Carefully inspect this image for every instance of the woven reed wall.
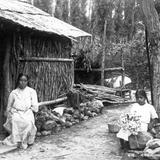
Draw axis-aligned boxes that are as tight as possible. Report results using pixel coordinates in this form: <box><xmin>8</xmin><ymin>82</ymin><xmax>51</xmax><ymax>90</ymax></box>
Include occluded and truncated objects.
<box><xmin>11</xmin><ymin>33</ymin><xmax>73</xmax><ymax>101</ymax></box>
<box><xmin>19</xmin><ymin>60</ymin><xmax>73</xmax><ymax>101</ymax></box>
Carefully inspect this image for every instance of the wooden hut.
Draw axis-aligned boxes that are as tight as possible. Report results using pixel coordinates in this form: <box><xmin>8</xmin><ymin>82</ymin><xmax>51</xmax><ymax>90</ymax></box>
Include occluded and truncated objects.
<box><xmin>0</xmin><ymin>0</ymin><xmax>91</xmax><ymax>132</ymax></box>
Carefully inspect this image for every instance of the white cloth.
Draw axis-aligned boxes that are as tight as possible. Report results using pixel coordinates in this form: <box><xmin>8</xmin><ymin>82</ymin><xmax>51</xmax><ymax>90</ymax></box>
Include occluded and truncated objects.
<box><xmin>117</xmin><ymin>102</ymin><xmax>158</xmax><ymax>141</ymax></box>
<box><xmin>3</xmin><ymin>86</ymin><xmax>38</xmax><ymax>147</ymax></box>
<box><xmin>53</xmin><ymin>107</ymin><xmax>66</xmax><ymax>116</ymax></box>
<box><xmin>117</xmin><ymin>129</ymin><xmax>131</xmax><ymax>141</ymax></box>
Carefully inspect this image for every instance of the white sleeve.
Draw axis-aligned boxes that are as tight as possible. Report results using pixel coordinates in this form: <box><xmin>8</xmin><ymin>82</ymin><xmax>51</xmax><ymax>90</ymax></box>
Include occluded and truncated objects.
<box><xmin>30</xmin><ymin>89</ymin><xmax>38</xmax><ymax>112</ymax></box>
<box><xmin>6</xmin><ymin>92</ymin><xmax>14</xmax><ymax>113</ymax></box>
<box><xmin>150</xmin><ymin>105</ymin><xmax>158</xmax><ymax>119</ymax></box>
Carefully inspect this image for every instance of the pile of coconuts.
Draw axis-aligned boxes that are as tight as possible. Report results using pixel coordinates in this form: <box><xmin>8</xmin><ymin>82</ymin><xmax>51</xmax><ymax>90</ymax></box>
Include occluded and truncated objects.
<box><xmin>35</xmin><ymin>99</ymin><xmax>104</xmax><ymax>137</ymax></box>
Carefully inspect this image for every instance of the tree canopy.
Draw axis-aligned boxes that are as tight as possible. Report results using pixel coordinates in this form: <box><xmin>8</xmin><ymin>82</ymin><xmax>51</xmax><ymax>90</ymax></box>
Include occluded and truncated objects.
<box><xmin>23</xmin><ymin>0</ymin><xmax>160</xmax><ymax>89</ymax></box>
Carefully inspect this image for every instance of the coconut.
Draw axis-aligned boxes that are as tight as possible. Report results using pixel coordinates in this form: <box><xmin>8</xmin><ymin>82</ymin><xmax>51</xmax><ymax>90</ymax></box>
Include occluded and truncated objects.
<box><xmin>41</xmin><ymin>130</ymin><xmax>52</xmax><ymax>136</ymax></box>
<box><xmin>42</xmin><ymin>120</ymin><xmax>57</xmax><ymax>131</ymax></box>
<box><xmin>83</xmin><ymin>116</ymin><xmax>89</xmax><ymax>120</ymax></box>
<box><xmin>36</xmin><ymin>132</ymin><xmax>42</xmax><ymax>137</ymax></box>
<box><xmin>65</xmin><ymin>121</ymin><xmax>73</xmax><ymax>128</ymax></box>
<box><xmin>85</xmin><ymin>110</ymin><xmax>93</xmax><ymax>117</ymax></box>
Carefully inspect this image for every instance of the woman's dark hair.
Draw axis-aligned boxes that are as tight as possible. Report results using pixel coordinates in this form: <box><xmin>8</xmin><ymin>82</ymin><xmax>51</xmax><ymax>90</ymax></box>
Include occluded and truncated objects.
<box><xmin>135</xmin><ymin>89</ymin><xmax>149</xmax><ymax>103</ymax></box>
<box><xmin>15</xmin><ymin>73</ymin><xmax>29</xmax><ymax>88</ymax></box>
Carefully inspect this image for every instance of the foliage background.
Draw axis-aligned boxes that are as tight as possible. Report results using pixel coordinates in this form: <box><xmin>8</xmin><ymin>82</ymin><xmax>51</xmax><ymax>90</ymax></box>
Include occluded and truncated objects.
<box><xmin>23</xmin><ymin>0</ymin><xmax>160</xmax><ymax>89</ymax></box>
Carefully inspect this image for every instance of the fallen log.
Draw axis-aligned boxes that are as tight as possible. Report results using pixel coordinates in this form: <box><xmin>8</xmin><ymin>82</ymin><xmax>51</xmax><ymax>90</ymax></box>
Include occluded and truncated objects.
<box><xmin>38</xmin><ymin>97</ymin><xmax>67</xmax><ymax>107</ymax></box>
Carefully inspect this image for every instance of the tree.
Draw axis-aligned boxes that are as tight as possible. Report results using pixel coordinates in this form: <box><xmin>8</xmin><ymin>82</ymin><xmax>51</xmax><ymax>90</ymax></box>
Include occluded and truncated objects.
<box><xmin>140</xmin><ymin>0</ymin><xmax>160</xmax><ymax>115</ymax></box>
<box><xmin>34</xmin><ymin>0</ymin><xmax>57</xmax><ymax>16</ymax></box>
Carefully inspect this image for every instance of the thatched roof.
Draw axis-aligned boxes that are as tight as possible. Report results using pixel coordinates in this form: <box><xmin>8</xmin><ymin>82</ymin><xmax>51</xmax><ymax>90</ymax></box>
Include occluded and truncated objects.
<box><xmin>0</xmin><ymin>0</ymin><xmax>91</xmax><ymax>39</ymax></box>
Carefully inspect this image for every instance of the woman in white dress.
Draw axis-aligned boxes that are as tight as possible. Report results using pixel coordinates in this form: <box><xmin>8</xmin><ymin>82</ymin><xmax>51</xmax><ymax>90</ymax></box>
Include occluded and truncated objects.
<box><xmin>3</xmin><ymin>73</ymin><xmax>38</xmax><ymax>149</ymax></box>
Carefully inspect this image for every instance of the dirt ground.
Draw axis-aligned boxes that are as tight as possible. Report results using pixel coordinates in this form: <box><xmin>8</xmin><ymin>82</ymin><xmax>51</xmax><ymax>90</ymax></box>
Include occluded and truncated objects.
<box><xmin>0</xmin><ymin>103</ymin><xmax>144</xmax><ymax>160</ymax></box>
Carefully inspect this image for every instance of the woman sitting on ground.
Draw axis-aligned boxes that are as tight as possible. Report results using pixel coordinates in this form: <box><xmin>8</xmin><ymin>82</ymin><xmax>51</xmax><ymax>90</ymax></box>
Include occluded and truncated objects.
<box><xmin>117</xmin><ymin>89</ymin><xmax>158</xmax><ymax>149</ymax></box>
<box><xmin>3</xmin><ymin>73</ymin><xmax>39</xmax><ymax>149</ymax></box>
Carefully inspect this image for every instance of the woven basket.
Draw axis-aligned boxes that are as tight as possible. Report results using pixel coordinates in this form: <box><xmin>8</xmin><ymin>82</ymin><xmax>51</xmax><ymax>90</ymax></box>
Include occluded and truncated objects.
<box><xmin>108</xmin><ymin>123</ymin><xmax>120</xmax><ymax>133</ymax></box>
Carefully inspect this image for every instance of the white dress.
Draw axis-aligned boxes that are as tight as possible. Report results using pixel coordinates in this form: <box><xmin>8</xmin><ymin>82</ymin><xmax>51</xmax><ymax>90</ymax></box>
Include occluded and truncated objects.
<box><xmin>117</xmin><ymin>102</ymin><xmax>158</xmax><ymax>141</ymax></box>
<box><xmin>3</xmin><ymin>86</ymin><xmax>38</xmax><ymax>147</ymax></box>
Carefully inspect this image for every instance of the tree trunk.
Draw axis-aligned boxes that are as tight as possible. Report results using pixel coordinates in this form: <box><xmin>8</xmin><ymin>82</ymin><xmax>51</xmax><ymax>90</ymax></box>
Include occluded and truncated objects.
<box><xmin>141</xmin><ymin>0</ymin><xmax>160</xmax><ymax>116</ymax></box>
<box><xmin>101</xmin><ymin>20</ymin><xmax>107</xmax><ymax>86</ymax></box>
<box><xmin>152</xmin><ymin>54</ymin><xmax>160</xmax><ymax>116</ymax></box>
<box><xmin>50</xmin><ymin>0</ymin><xmax>57</xmax><ymax>16</ymax></box>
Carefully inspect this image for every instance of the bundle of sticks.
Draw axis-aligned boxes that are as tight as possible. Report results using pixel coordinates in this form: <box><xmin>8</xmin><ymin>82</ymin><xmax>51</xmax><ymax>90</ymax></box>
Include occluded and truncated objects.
<box><xmin>74</xmin><ymin>84</ymin><xmax>126</xmax><ymax>104</ymax></box>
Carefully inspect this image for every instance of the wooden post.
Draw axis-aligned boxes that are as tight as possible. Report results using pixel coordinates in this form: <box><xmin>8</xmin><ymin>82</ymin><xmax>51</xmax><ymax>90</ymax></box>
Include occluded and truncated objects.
<box><xmin>121</xmin><ymin>45</ymin><xmax>125</xmax><ymax>88</ymax></box>
<box><xmin>1</xmin><ymin>37</ymin><xmax>11</xmax><ymax>132</ymax></box>
<box><xmin>101</xmin><ymin>20</ymin><xmax>107</xmax><ymax>86</ymax></box>
<box><xmin>71</xmin><ymin>59</ymin><xmax>74</xmax><ymax>89</ymax></box>
<box><xmin>145</xmin><ymin>27</ymin><xmax>154</xmax><ymax>105</ymax></box>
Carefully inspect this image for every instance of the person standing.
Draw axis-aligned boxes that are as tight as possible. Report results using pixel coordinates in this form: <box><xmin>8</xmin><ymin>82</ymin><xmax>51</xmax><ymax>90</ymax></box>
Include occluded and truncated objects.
<box><xmin>3</xmin><ymin>73</ymin><xmax>38</xmax><ymax>149</ymax></box>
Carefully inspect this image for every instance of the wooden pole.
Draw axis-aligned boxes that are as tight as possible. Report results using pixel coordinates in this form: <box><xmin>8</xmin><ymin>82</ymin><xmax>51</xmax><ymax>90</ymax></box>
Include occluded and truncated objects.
<box><xmin>145</xmin><ymin>27</ymin><xmax>154</xmax><ymax>105</ymax></box>
<box><xmin>1</xmin><ymin>37</ymin><xmax>11</xmax><ymax>132</ymax></box>
<box><xmin>101</xmin><ymin>20</ymin><xmax>107</xmax><ymax>86</ymax></box>
<box><xmin>71</xmin><ymin>60</ymin><xmax>74</xmax><ymax>89</ymax></box>
<box><xmin>19</xmin><ymin>57</ymin><xmax>73</xmax><ymax>62</ymax></box>
<box><xmin>3</xmin><ymin>37</ymin><xmax>11</xmax><ymax>109</ymax></box>
<box><xmin>121</xmin><ymin>45</ymin><xmax>125</xmax><ymax>88</ymax></box>
<box><xmin>75</xmin><ymin>67</ymin><xmax>124</xmax><ymax>72</ymax></box>
<box><xmin>38</xmin><ymin>97</ymin><xmax>67</xmax><ymax>106</ymax></box>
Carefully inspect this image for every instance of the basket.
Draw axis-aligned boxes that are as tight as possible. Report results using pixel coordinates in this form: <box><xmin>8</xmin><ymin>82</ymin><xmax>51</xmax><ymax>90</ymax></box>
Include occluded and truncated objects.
<box><xmin>108</xmin><ymin>123</ymin><xmax>120</xmax><ymax>133</ymax></box>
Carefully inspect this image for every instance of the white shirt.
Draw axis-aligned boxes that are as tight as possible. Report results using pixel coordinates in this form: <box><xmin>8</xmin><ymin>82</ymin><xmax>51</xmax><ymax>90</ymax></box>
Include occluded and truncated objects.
<box><xmin>7</xmin><ymin>86</ymin><xmax>38</xmax><ymax>113</ymax></box>
<box><xmin>130</xmin><ymin>102</ymin><xmax>158</xmax><ymax>124</ymax></box>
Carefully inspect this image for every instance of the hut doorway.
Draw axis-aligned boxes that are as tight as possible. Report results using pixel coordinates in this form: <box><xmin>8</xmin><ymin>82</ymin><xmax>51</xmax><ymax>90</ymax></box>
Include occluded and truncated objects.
<box><xmin>0</xmin><ymin>53</ymin><xmax>4</xmax><ymax>133</ymax></box>
<box><xmin>0</xmin><ymin>35</ymin><xmax>13</xmax><ymax>134</ymax></box>
<box><xmin>0</xmin><ymin>36</ymin><xmax>7</xmax><ymax>133</ymax></box>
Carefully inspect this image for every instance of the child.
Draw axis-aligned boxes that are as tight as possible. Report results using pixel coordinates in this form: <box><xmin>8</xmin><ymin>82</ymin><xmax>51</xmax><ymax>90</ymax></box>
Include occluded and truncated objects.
<box><xmin>117</xmin><ymin>89</ymin><xmax>158</xmax><ymax>149</ymax></box>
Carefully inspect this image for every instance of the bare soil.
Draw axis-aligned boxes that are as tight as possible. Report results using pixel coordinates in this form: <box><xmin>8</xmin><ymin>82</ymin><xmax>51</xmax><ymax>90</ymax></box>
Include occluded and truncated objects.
<box><xmin>0</xmin><ymin>103</ymin><xmax>143</xmax><ymax>160</ymax></box>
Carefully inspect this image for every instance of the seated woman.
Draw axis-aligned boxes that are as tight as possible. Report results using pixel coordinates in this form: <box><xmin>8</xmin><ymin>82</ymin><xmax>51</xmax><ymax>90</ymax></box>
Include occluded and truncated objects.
<box><xmin>117</xmin><ymin>89</ymin><xmax>158</xmax><ymax>149</ymax></box>
<box><xmin>3</xmin><ymin>73</ymin><xmax>39</xmax><ymax>149</ymax></box>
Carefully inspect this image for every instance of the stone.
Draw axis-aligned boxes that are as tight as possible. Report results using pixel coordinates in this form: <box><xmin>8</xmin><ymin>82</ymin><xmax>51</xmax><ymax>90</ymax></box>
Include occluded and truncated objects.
<box><xmin>129</xmin><ymin>132</ymin><xmax>153</xmax><ymax>150</ymax></box>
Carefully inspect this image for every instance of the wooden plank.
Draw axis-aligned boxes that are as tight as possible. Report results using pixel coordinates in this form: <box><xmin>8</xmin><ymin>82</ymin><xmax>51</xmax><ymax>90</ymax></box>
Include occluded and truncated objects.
<box><xmin>19</xmin><ymin>57</ymin><xmax>74</xmax><ymax>62</ymax></box>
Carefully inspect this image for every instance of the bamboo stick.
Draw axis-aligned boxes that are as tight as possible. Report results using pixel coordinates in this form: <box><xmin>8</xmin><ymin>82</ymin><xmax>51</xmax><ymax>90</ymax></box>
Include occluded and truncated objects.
<box><xmin>38</xmin><ymin>97</ymin><xmax>67</xmax><ymax>106</ymax></box>
<box><xmin>19</xmin><ymin>57</ymin><xmax>73</xmax><ymax>62</ymax></box>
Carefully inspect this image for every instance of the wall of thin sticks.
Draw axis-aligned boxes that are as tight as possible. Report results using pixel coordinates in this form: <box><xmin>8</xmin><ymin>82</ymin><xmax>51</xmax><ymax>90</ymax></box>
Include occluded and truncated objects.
<box><xmin>0</xmin><ymin>31</ymin><xmax>73</xmax><ymax>132</ymax></box>
<box><xmin>15</xmin><ymin>33</ymin><xmax>73</xmax><ymax>101</ymax></box>
<box><xmin>19</xmin><ymin>58</ymin><xmax>74</xmax><ymax>101</ymax></box>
